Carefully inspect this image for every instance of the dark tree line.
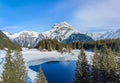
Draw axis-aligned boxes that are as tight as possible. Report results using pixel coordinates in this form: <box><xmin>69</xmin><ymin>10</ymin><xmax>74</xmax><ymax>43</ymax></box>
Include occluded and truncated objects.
<box><xmin>91</xmin><ymin>44</ymin><xmax>117</xmax><ymax>83</ymax></box>
<box><xmin>36</xmin><ymin>39</ymin><xmax>71</xmax><ymax>52</ymax></box>
<box><xmin>36</xmin><ymin>38</ymin><xmax>120</xmax><ymax>55</ymax></box>
<box><xmin>69</xmin><ymin>38</ymin><xmax>120</xmax><ymax>53</ymax></box>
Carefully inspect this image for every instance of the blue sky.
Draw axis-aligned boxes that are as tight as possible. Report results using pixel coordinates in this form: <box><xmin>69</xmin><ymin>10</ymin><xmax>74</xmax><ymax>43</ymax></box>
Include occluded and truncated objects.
<box><xmin>0</xmin><ymin>0</ymin><xmax>120</xmax><ymax>33</ymax></box>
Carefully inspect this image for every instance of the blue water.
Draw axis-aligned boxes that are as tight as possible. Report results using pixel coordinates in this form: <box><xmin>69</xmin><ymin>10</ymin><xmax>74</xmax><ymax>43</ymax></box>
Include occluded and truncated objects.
<box><xmin>29</xmin><ymin>60</ymin><xmax>76</xmax><ymax>83</ymax></box>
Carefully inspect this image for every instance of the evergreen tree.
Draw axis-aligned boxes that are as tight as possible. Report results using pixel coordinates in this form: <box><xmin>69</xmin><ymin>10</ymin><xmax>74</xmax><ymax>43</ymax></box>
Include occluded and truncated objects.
<box><xmin>35</xmin><ymin>67</ymin><xmax>47</xmax><ymax>83</ymax></box>
<box><xmin>99</xmin><ymin>44</ymin><xmax>109</xmax><ymax>82</ymax></box>
<box><xmin>74</xmin><ymin>44</ymin><xmax>89</xmax><ymax>83</ymax></box>
<box><xmin>107</xmin><ymin>48</ymin><xmax>115</xmax><ymax>71</ymax></box>
<box><xmin>92</xmin><ymin>45</ymin><xmax>101</xmax><ymax>83</ymax></box>
<box><xmin>13</xmin><ymin>50</ymin><xmax>27</xmax><ymax>83</ymax></box>
<box><xmin>1</xmin><ymin>49</ymin><xmax>27</xmax><ymax>83</ymax></box>
<box><xmin>99</xmin><ymin>44</ymin><xmax>107</xmax><ymax>70</ymax></box>
<box><xmin>78</xmin><ymin>42</ymin><xmax>81</xmax><ymax>49</ymax></box>
<box><xmin>107</xmin><ymin>48</ymin><xmax>116</xmax><ymax>82</ymax></box>
<box><xmin>116</xmin><ymin>57</ymin><xmax>120</xmax><ymax>82</ymax></box>
<box><xmin>98</xmin><ymin>44</ymin><xmax>116</xmax><ymax>82</ymax></box>
<box><xmin>1</xmin><ymin>50</ymin><xmax>15</xmax><ymax>83</ymax></box>
<box><xmin>73</xmin><ymin>43</ymin><xmax>76</xmax><ymax>49</ymax></box>
<box><xmin>118</xmin><ymin>46</ymin><xmax>120</xmax><ymax>56</ymax></box>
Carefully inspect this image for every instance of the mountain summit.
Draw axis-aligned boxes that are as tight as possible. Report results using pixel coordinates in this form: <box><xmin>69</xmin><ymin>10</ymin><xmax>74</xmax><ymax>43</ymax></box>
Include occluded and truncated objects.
<box><xmin>35</xmin><ymin>22</ymin><xmax>94</xmax><ymax>46</ymax></box>
<box><xmin>42</xmin><ymin>21</ymin><xmax>79</xmax><ymax>41</ymax></box>
<box><xmin>52</xmin><ymin>21</ymin><xmax>74</xmax><ymax>30</ymax></box>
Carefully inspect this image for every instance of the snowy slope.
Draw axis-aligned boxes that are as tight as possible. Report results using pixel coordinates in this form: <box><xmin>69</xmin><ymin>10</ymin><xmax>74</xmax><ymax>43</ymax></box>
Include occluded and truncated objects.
<box><xmin>3</xmin><ymin>32</ymin><xmax>13</xmax><ymax>38</ymax></box>
<box><xmin>35</xmin><ymin>21</ymin><xmax>94</xmax><ymax>45</ymax></box>
<box><xmin>85</xmin><ymin>32</ymin><xmax>102</xmax><ymax>40</ymax></box>
<box><xmin>35</xmin><ymin>21</ymin><xmax>80</xmax><ymax>44</ymax></box>
<box><xmin>4</xmin><ymin>31</ymin><xmax>39</xmax><ymax>47</ymax></box>
<box><xmin>0</xmin><ymin>48</ymin><xmax>94</xmax><ymax>82</ymax></box>
<box><xmin>43</xmin><ymin>21</ymin><xmax>79</xmax><ymax>40</ymax></box>
<box><xmin>4</xmin><ymin>22</ymin><xmax>80</xmax><ymax>47</ymax></box>
<box><xmin>85</xmin><ymin>28</ymin><xmax>120</xmax><ymax>40</ymax></box>
<box><xmin>22</xmin><ymin>49</ymin><xmax>93</xmax><ymax>82</ymax></box>
<box><xmin>0</xmin><ymin>50</ymin><xmax>6</xmax><ymax>63</ymax></box>
<box><xmin>0</xmin><ymin>50</ymin><xmax>6</xmax><ymax>80</ymax></box>
<box><xmin>99</xmin><ymin>28</ymin><xmax>120</xmax><ymax>40</ymax></box>
<box><xmin>4</xmin><ymin>21</ymin><xmax>95</xmax><ymax>47</ymax></box>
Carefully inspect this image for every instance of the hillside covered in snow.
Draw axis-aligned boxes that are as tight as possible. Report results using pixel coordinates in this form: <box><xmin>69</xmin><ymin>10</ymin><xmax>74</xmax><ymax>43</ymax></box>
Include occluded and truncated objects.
<box><xmin>99</xmin><ymin>29</ymin><xmax>120</xmax><ymax>40</ymax></box>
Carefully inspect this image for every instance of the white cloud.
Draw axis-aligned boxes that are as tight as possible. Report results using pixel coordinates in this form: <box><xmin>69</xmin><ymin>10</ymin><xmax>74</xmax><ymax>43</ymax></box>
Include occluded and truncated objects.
<box><xmin>0</xmin><ymin>25</ymin><xmax>48</xmax><ymax>33</ymax></box>
<box><xmin>51</xmin><ymin>0</ymin><xmax>81</xmax><ymax>13</ymax></box>
<box><xmin>72</xmin><ymin>0</ymin><xmax>120</xmax><ymax>32</ymax></box>
<box><xmin>0</xmin><ymin>26</ymin><xmax>22</xmax><ymax>33</ymax></box>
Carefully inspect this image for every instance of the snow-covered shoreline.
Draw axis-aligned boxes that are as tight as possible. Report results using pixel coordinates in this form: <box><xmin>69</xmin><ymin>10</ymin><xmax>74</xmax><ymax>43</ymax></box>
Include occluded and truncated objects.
<box><xmin>23</xmin><ymin>49</ymin><xmax>79</xmax><ymax>66</ymax></box>
<box><xmin>0</xmin><ymin>48</ymin><xmax>94</xmax><ymax>82</ymax></box>
<box><xmin>22</xmin><ymin>48</ymin><xmax>80</xmax><ymax>81</ymax></box>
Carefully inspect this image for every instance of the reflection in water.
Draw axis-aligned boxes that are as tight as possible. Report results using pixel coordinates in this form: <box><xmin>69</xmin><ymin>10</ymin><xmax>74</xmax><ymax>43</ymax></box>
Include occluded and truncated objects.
<box><xmin>60</xmin><ymin>60</ymin><xmax>71</xmax><ymax>66</ymax></box>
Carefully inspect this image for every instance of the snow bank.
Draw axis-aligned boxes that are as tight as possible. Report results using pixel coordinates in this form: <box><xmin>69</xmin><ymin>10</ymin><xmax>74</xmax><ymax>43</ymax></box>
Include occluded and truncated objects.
<box><xmin>0</xmin><ymin>50</ymin><xmax>6</xmax><ymax>80</ymax></box>
<box><xmin>22</xmin><ymin>49</ymin><xmax>80</xmax><ymax>81</ymax></box>
<box><xmin>0</xmin><ymin>48</ymin><xmax>94</xmax><ymax>82</ymax></box>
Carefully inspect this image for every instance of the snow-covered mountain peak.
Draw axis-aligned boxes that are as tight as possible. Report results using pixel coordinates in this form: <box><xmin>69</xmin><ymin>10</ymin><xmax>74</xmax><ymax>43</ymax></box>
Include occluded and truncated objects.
<box><xmin>3</xmin><ymin>32</ymin><xmax>13</xmax><ymax>37</ymax></box>
<box><xmin>33</xmin><ymin>22</ymin><xmax>84</xmax><ymax>46</ymax></box>
<box><xmin>42</xmin><ymin>22</ymin><xmax>80</xmax><ymax>41</ymax></box>
<box><xmin>4</xmin><ymin>31</ymin><xmax>40</xmax><ymax>47</ymax></box>
<box><xmin>52</xmin><ymin>21</ymin><xmax>74</xmax><ymax>30</ymax></box>
<box><xmin>60</xmin><ymin>21</ymin><xmax>71</xmax><ymax>26</ymax></box>
<box><xmin>4</xmin><ymin>30</ymin><xmax>39</xmax><ymax>39</ymax></box>
<box><xmin>85</xmin><ymin>32</ymin><xmax>102</xmax><ymax>40</ymax></box>
<box><xmin>3</xmin><ymin>22</ymin><xmax>95</xmax><ymax>47</ymax></box>
<box><xmin>17</xmin><ymin>30</ymin><xmax>39</xmax><ymax>37</ymax></box>
<box><xmin>99</xmin><ymin>28</ymin><xmax>120</xmax><ymax>40</ymax></box>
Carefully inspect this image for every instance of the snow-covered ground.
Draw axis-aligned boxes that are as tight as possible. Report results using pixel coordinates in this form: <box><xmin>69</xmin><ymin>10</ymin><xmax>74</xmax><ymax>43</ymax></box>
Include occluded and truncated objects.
<box><xmin>22</xmin><ymin>48</ymin><xmax>80</xmax><ymax>81</ymax></box>
<box><xmin>0</xmin><ymin>48</ymin><xmax>94</xmax><ymax>82</ymax></box>
<box><xmin>0</xmin><ymin>50</ymin><xmax>6</xmax><ymax>81</ymax></box>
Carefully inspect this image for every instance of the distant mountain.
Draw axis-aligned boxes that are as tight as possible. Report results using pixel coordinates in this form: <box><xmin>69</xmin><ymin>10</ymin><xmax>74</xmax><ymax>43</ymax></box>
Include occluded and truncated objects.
<box><xmin>34</xmin><ymin>21</ymin><xmax>80</xmax><ymax>46</ymax></box>
<box><xmin>85</xmin><ymin>28</ymin><xmax>120</xmax><ymax>40</ymax></box>
<box><xmin>85</xmin><ymin>32</ymin><xmax>102</xmax><ymax>40</ymax></box>
<box><xmin>4</xmin><ymin>31</ymin><xmax>39</xmax><ymax>47</ymax></box>
<box><xmin>35</xmin><ymin>21</ymin><xmax>93</xmax><ymax>45</ymax></box>
<box><xmin>43</xmin><ymin>21</ymin><xmax>79</xmax><ymax>40</ymax></box>
<box><xmin>0</xmin><ymin>30</ymin><xmax>21</xmax><ymax>50</ymax></box>
<box><xmin>99</xmin><ymin>28</ymin><xmax>120</xmax><ymax>40</ymax></box>
<box><xmin>4</xmin><ymin>22</ymin><xmax>94</xmax><ymax>47</ymax></box>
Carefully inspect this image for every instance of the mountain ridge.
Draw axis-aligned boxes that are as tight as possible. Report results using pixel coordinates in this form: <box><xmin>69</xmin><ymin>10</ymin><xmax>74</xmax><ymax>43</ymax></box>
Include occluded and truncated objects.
<box><xmin>6</xmin><ymin>21</ymin><xmax>120</xmax><ymax>47</ymax></box>
<box><xmin>99</xmin><ymin>29</ymin><xmax>120</xmax><ymax>40</ymax></box>
<box><xmin>4</xmin><ymin>31</ymin><xmax>39</xmax><ymax>47</ymax></box>
<box><xmin>4</xmin><ymin>22</ymin><xmax>93</xmax><ymax>47</ymax></box>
